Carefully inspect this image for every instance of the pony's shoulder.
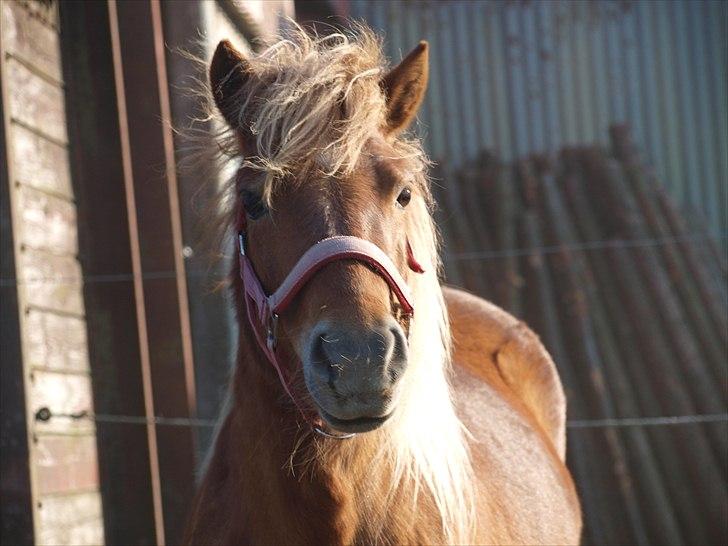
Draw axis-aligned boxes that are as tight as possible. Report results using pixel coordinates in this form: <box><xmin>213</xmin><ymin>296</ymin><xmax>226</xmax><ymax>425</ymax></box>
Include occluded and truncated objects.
<box><xmin>443</xmin><ymin>285</ymin><xmax>567</xmax><ymax>460</ymax></box>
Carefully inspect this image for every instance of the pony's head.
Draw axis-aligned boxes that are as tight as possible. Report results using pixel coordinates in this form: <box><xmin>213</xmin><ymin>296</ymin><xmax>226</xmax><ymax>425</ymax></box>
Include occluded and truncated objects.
<box><xmin>206</xmin><ymin>27</ymin><xmax>476</xmax><ymax>542</ymax></box>
<box><xmin>209</xmin><ymin>28</ymin><xmax>434</xmax><ymax>433</ymax></box>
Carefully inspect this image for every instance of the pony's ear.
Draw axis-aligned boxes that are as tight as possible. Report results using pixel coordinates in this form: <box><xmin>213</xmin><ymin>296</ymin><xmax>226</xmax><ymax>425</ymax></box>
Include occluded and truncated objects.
<box><xmin>380</xmin><ymin>41</ymin><xmax>429</xmax><ymax>136</ymax></box>
<box><xmin>209</xmin><ymin>40</ymin><xmax>251</xmax><ymax>129</ymax></box>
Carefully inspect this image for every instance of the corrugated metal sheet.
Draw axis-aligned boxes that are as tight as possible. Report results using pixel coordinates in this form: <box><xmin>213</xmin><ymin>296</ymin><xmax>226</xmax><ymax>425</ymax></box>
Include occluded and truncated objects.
<box><xmin>350</xmin><ymin>0</ymin><xmax>727</xmax><ymax>234</ymax></box>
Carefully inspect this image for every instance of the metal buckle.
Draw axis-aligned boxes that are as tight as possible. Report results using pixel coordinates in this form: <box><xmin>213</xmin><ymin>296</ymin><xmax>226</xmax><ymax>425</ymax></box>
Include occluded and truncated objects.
<box><xmin>266</xmin><ymin>313</ymin><xmax>279</xmax><ymax>352</ymax></box>
<box><xmin>313</xmin><ymin>426</ymin><xmax>356</xmax><ymax>440</ymax></box>
<box><xmin>238</xmin><ymin>232</ymin><xmax>246</xmax><ymax>256</ymax></box>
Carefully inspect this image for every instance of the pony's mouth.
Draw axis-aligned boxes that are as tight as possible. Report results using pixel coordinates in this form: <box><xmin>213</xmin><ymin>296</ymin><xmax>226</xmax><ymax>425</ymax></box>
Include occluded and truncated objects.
<box><xmin>318</xmin><ymin>407</ymin><xmax>394</xmax><ymax>433</ymax></box>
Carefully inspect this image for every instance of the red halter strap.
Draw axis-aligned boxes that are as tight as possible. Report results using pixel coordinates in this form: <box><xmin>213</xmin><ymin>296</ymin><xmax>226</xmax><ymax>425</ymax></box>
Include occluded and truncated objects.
<box><xmin>236</xmin><ymin>203</ymin><xmax>424</xmax><ymax>436</ymax></box>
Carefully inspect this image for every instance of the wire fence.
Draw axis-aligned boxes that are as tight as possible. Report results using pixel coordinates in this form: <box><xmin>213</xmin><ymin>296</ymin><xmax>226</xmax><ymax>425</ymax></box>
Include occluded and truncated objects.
<box><xmin>15</xmin><ymin>228</ymin><xmax>728</xmax><ymax>437</ymax></box>
<box><xmin>34</xmin><ymin>406</ymin><xmax>728</xmax><ymax>430</ymax></box>
<box><xmin>1</xmin><ymin>232</ymin><xmax>725</xmax><ymax>287</ymax></box>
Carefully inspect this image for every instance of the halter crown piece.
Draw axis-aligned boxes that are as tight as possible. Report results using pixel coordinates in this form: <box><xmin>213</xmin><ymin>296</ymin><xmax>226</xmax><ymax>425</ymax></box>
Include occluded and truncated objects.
<box><xmin>236</xmin><ymin>196</ymin><xmax>424</xmax><ymax>439</ymax></box>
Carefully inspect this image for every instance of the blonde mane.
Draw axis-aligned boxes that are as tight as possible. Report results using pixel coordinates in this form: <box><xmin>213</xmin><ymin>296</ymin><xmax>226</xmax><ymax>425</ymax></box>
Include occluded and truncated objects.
<box><xmin>199</xmin><ymin>24</ymin><xmax>476</xmax><ymax>545</ymax></box>
<box><xmin>372</xmin><ymin>203</ymin><xmax>477</xmax><ymax>544</ymax></box>
<box><xmin>221</xmin><ymin>24</ymin><xmax>428</xmax><ymax>202</ymax></box>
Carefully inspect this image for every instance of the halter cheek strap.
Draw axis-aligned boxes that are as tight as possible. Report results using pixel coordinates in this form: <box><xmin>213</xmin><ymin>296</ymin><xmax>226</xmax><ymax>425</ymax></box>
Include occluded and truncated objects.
<box><xmin>236</xmin><ymin>203</ymin><xmax>424</xmax><ymax>437</ymax></box>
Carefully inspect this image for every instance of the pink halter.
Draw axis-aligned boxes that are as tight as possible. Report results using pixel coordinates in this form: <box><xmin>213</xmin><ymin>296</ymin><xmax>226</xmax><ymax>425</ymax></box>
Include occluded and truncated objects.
<box><xmin>237</xmin><ymin>202</ymin><xmax>424</xmax><ymax>437</ymax></box>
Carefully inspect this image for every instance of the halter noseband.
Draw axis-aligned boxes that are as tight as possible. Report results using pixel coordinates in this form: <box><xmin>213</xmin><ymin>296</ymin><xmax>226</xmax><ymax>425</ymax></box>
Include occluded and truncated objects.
<box><xmin>237</xmin><ymin>199</ymin><xmax>424</xmax><ymax>439</ymax></box>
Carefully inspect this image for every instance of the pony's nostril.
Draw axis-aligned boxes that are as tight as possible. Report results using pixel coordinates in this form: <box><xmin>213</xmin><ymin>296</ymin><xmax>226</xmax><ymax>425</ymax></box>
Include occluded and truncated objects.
<box><xmin>387</xmin><ymin>324</ymin><xmax>408</xmax><ymax>380</ymax></box>
<box><xmin>309</xmin><ymin>333</ymin><xmax>337</xmax><ymax>385</ymax></box>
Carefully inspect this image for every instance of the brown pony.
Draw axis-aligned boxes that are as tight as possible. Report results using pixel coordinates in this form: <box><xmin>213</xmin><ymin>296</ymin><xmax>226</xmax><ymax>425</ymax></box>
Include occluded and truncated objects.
<box><xmin>184</xmin><ymin>26</ymin><xmax>581</xmax><ymax>546</ymax></box>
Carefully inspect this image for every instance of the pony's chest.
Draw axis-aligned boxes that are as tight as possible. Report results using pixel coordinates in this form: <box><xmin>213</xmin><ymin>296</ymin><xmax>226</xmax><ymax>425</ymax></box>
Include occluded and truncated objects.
<box><xmin>350</xmin><ymin>503</ymin><xmax>444</xmax><ymax>546</ymax></box>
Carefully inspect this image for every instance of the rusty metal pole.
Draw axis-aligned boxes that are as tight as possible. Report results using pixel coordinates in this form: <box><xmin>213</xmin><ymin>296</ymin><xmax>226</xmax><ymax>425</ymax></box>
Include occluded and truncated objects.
<box><xmin>106</xmin><ymin>1</ymin><xmax>166</xmax><ymax>543</ymax></box>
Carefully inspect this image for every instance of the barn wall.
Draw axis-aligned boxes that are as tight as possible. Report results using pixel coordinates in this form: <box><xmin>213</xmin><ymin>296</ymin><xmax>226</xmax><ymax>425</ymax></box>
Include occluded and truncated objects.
<box><xmin>350</xmin><ymin>0</ymin><xmax>728</xmax><ymax>235</ymax></box>
<box><xmin>0</xmin><ymin>1</ymin><xmax>103</xmax><ymax>544</ymax></box>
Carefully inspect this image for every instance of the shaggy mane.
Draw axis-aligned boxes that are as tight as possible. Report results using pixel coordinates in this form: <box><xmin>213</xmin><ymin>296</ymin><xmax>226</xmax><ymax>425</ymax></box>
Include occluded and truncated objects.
<box><xmin>220</xmin><ymin>24</ymin><xmax>428</xmax><ymax>203</ymax></box>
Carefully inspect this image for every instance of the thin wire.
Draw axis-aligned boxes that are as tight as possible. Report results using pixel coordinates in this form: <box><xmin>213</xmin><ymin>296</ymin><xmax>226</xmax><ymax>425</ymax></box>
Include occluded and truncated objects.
<box><xmin>34</xmin><ymin>408</ymin><xmax>217</xmax><ymax>427</ymax></box>
<box><xmin>566</xmin><ymin>413</ymin><xmax>728</xmax><ymax>429</ymax></box>
<box><xmin>1</xmin><ymin>232</ymin><xmax>725</xmax><ymax>286</ymax></box>
<box><xmin>445</xmin><ymin>232</ymin><xmax>727</xmax><ymax>262</ymax></box>
<box><xmin>35</xmin><ymin>407</ymin><xmax>728</xmax><ymax>430</ymax></box>
<box><xmin>0</xmin><ymin>269</ymin><xmax>226</xmax><ymax>287</ymax></box>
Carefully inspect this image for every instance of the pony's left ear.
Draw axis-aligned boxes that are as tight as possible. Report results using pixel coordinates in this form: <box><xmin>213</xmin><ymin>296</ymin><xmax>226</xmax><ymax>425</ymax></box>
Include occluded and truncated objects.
<box><xmin>380</xmin><ymin>41</ymin><xmax>429</xmax><ymax>136</ymax></box>
<box><xmin>209</xmin><ymin>40</ymin><xmax>252</xmax><ymax>130</ymax></box>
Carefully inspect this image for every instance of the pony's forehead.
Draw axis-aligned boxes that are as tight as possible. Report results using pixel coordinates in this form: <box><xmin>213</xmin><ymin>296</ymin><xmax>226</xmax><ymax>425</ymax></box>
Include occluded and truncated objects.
<box><xmin>315</xmin><ymin>136</ymin><xmax>422</xmax><ymax>177</ymax></box>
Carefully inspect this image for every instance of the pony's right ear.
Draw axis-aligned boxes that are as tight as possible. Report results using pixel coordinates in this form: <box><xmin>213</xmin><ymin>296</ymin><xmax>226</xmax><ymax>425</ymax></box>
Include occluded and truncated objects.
<box><xmin>209</xmin><ymin>40</ymin><xmax>251</xmax><ymax>129</ymax></box>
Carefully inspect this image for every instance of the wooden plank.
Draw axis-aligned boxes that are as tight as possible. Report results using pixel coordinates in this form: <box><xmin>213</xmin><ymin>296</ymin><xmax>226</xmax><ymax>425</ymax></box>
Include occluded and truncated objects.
<box><xmin>16</xmin><ymin>184</ymin><xmax>78</xmax><ymax>255</ymax></box>
<box><xmin>25</xmin><ymin>309</ymin><xmax>89</xmax><ymax>373</ymax></box>
<box><xmin>11</xmin><ymin>123</ymin><xmax>72</xmax><ymax>198</ymax></box>
<box><xmin>5</xmin><ymin>58</ymin><xmax>67</xmax><ymax>143</ymax></box>
<box><xmin>1</xmin><ymin>1</ymin><xmax>62</xmax><ymax>82</ymax></box>
<box><xmin>19</xmin><ymin>249</ymin><xmax>83</xmax><ymax>316</ymax></box>
<box><xmin>0</xmin><ymin>25</ymin><xmax>35</xmax><ymax>542</ymax></box>
<box><xmin>36</xmin><ymin>491</ymin><xmax>103</xmax><ymax>546</ymax></box>
<box><xmin>34</xmin><ymin>435</ymin><xmax>99</xmax><ymax>495</ymax></box>
<box><xmin>12</xmin><ymin>0</ymin><xmax>59</xmax><ymax>30</ymax></box>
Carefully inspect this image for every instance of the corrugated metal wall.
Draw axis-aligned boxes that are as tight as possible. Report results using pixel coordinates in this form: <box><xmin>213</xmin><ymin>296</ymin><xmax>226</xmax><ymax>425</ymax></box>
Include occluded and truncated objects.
<box><xmin>350</xmin><ymin>0</ymin><xmax>727</xmax><ymax>234</ymax></box>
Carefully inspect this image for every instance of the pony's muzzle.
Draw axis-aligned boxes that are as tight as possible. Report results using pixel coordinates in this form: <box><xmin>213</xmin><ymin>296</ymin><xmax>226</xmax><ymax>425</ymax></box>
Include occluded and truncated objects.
<box><xmin>304</xmin><ymin>318</ymin><xmax>408</xmax><ymax>432</ymax></box>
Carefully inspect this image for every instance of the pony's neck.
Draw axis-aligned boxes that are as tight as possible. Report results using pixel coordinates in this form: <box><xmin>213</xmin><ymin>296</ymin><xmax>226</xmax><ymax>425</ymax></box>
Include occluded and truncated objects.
<box><xmin>229</xmin><ymin>316</ymin><xmax>446</xmax><ymax>544</ymax></box>
<box><xmin>227</xmin><ymin>332</ymin><xmax>375</xmax><ymax>542</ymax></box>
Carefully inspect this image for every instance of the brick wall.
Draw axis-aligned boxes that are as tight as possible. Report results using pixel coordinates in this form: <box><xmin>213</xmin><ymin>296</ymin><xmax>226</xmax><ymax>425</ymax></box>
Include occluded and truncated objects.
<box><xmin>1</xmin><ymin>1</ymin><xmax>103</xmax><ymax>543</ymax></box>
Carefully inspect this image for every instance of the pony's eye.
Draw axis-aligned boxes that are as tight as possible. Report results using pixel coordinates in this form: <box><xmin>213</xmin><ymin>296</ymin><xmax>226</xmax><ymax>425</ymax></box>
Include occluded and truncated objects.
<box><xmin>396</xmin><ymin>187</ymin><xmax>412</xmax><ymax>208</ymax></box>
<box><xmin>241</xmin><ymin>189</ymin><xmax>268</xmax><ymax>220</ymax></box>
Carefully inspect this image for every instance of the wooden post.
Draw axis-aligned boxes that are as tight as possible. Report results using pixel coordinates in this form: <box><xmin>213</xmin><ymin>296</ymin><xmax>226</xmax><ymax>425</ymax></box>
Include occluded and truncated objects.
<box><xmin>560</xmin><ymin>150</ymin><xmax>689</xmax><ymax>544</ymax></box>
<box><xmin>457</xmin><ymin>162</ymin><xmax>498</xmax><ymax>298</ymax></box>
<box><xmin>609</xmin><ymin>126</ymin><xmax>727</xmax><ymax>384</ymax></box>
<box><xmin>518</xmin><ymin>209</ymin><xmax>607</xmax><ymax>546</ymax></box>
<box><xmin>534</xmin><ymin>164</ymin><xmax>649</xmax><ymax>545</ymax></box>
<box><xmin>575</xmin><ymin>149</ymin><xmax>727</xmax><ymax>542</ymax></box>
<box><xmin>579</xmin><ymin>149</ymin><xmax>726</xmax><ymax>462</ymax></box>
<box><xmin>494</xmin><ymin>158</ymin><xmax>521</xmax><ymax>315</ymax></box>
